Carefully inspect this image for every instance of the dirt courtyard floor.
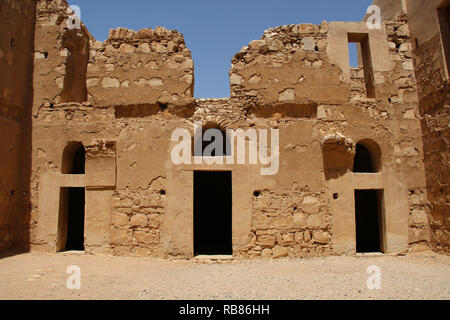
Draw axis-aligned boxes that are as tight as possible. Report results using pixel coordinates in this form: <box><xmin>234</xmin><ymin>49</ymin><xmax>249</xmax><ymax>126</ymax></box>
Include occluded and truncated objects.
<box><xmin>0</xmin><ymin>250</ymin><xmax>449</xmax><ymax>300</ymax></box>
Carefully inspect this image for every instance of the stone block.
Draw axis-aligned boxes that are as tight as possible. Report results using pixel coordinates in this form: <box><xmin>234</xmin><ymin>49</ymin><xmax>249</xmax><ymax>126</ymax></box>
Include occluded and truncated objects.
<box><xmin>306</xmin><ymin>215</ymin><xmax>322</xmax><ymax>228</ymax></box>
<box><xmin>312</xmin><ymin>231</ymin><xmax>330</xmax><ymax>244</ymax></box>
<box><xmin>130</xmin><ymin>214</ymin><xmax>148</xmax><ymax>228</ymax></box>
<box><xmin>272</xmin><ymin>245</ymin><xmax>288</xmax><ymax>258</ymax></box>
<box><xmin>256</xmin><ymin>235</ymin><xmax>276</xmax><ymax>247</ymax></box>
<box><xmin>134</xmin><ymin>231</ymin><xmax>159</xmax><ymax>244</ymax></box>
<box><xmin>293</xmin><ymin>214</ymin><xmax>307</xmax><ymax>229</ymax></box>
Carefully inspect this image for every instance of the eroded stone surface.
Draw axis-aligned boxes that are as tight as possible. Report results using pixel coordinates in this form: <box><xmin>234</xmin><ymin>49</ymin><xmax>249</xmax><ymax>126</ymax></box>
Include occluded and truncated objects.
<box><xmin>0</xmin><ymin>0</ymin><xmax>448</xmax><ymax>259</ymax></box>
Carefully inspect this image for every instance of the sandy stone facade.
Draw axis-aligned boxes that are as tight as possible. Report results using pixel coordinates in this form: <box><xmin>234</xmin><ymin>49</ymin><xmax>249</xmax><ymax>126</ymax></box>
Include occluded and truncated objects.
<box><xmin>372</xmin><ymin>0</ymin><xmax>450</xmax><ymax>253</ymax></box>
<box><xmin>0</xmin><ymin>0</ymin><xmax>35</xmax><ymax>251</ymax></box>
<box><xmin>0</xmin><ymin>0</ymin><xmax>448</xmax><ymax>258</ymax></box>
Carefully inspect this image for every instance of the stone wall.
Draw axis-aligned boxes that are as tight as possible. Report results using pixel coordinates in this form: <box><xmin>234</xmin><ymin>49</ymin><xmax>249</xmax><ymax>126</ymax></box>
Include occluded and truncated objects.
<box><xmin>0</xmin><ymin>0</ymin><xmax>35</xmax><ymax>251</ymax></box>
<box><xmin>408</xmin><ymin>0</ymin><xmax>450</xmax><ymax>253</ymax></box>
<box><xmin>109</xmin><ymin>186</ymin><xmax>166</xmax><ymax>256</ymax></box>
<box><xmin>87</xmin><ymin>26</ymin><xmax>194</xmax><ymax>114</ymax></box>
<box><xmin>235</xmin><ymin>188</ymin><xmax>332</xmax><ymax>259</ymax></box>
<box><xmin>373</xmin><ymin>0</ymin><xmax>450</xmax><ymax>253</ymax></box>
<box><xmin>408</xmin><ymin>187</ymin><xmax>431</xmax><ymax>252</ymax></box>
<box><xmin>33</xmin><ymin>0</ymin><xmax>90</xmax><ymax>116</ymax></box>
<box><xmin>230</xmin><ymin>22</ymin><xmax>349</xmax><ymax>114</ymax></box>
<box><xmin>18</xmin><ymin>0</ymin><xmax>440</xmax><ymax>258</ymax></box>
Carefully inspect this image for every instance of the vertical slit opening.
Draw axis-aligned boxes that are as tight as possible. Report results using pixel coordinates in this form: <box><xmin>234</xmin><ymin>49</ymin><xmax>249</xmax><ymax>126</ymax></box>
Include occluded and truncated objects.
<box><xmin>348</xmin><ymin>33</ymin><xmax>375</xmax><ymax>99</ymax></box>
<box><xmin>61</xmin><ymin>31</ymin><xmax>89</xmax><ymax>103</ymax></box>
<box><xmin>438</xmin><ymin>2</ymin><xmax>450</xmax><ymax>79</ymax></box>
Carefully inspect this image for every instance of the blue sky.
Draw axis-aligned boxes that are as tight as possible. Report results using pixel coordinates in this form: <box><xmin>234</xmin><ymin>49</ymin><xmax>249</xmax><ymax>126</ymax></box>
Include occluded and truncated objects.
<box><xmin>69</xmin><ymin>0</ymin><xmax>373</xmax><ymax>98</ymax></box>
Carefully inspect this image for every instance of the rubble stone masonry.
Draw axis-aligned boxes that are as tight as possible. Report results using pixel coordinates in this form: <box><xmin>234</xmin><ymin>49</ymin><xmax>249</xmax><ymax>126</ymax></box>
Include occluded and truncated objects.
<box><xmin>0</xmin><ymin>0</ymin><xmax>448</xmax><ymax>258</ymax></box>
<box><xmin>373</xmin><ymin>0</ymin><xmax>450</xmax><ymax>253</ymax></box>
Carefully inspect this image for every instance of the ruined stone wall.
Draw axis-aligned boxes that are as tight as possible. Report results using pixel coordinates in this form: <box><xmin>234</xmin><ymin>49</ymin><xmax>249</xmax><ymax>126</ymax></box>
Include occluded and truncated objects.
<box><xmin>0</xmin><ymin>0</ymin><xmax>35</xmax><ymax>251</ymax></box>
<box><xmin>230</xmin><ymin>22</ymin><xmax>348</xmax><ymax>115</ymax></box>
<box><xmin>33</xmin><ymin>0</ymin><xmax>90</xmax><ymax>116</ymax></box>
<box><xmin>87</xmin><ymin>26</ymin><xmax>194</xmax><ymax>114</ymax></box>
<box><xmin>406</xmin><ymin>0</ymin><xmax>450</xmax><ymax>253</ymax></box>
<box><xmin>231</xmin><ymin>19</ymin><xmax>429</xmax><ymax>257</ymax></box>
<box><xmin>28</xmin><ymin>1</ymin><xmax>432</xmax><ymax>258</ymax></box>
<box><xmin>373</xmin><ymin>0</ymin><xmax>450</xmax><ymax>253</ymax></box>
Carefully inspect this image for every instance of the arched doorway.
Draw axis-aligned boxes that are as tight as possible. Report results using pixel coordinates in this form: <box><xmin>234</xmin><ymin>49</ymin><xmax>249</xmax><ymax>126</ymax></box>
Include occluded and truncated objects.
<box><xmin>353</xmin><ymin>139</ymin><xmax>384</xmax><ymax>253</ymax></box>
<box><xmin>59</xmin><ymin>142</ymin><xmax>86</xmax><ymax>251</ymax></box>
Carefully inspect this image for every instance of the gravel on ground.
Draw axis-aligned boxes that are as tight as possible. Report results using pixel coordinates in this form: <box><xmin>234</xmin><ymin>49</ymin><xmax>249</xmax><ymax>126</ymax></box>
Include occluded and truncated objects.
<box><xmin>0</xmin><ymin>250</ymin><xmax>449</xmax><ymax>300</ymax></box>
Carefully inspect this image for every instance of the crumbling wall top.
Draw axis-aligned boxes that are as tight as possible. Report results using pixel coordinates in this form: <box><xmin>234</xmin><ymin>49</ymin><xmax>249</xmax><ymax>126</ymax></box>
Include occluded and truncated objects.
<box><xmin>87</xmin><ymin>26</ymin><xmax>194</xmax><ymax>110</ymax></box>
<box><xmin>229</xmin><ymin>22</ymin><xmax>349</xmax><ymax>110</ymax></box>
<box><xmin>105</xmin><ymin>26</ymin><xmax>187</xmax><ymax>50</ymax></box>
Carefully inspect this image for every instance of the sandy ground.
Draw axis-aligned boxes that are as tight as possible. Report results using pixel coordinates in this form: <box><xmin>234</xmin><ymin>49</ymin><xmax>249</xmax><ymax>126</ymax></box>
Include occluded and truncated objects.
<box><xmin>0</xmin><ymin>250</ymin><xmax>449</xmax><ymax>300</ymax></box>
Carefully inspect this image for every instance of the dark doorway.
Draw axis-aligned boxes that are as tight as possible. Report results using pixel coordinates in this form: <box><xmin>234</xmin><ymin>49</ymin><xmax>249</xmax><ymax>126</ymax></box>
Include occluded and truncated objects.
<box><xmin>65</xmin><ymin>188</ymin><xmax>85</xmax><ymax>250</ymax></box>
<box><xmin>353</xmin><ymin>144</ymin><xmax>374</xmax><ymax>173</ymax></box>
<box><xmin>59</xmin><ymin>142</ymin><xmax>86</xmax><ymax>251</ymax></box>
<box><xmin>72</xmin><ymin>146</ymin><xmax>85</xmax><ymax>174</ymax></box>
<box><xmin>354</xmin><ymin>190</ymin><xmax>384</xmax><ymax>253</ymax></box>
<box><xmin>194</xmin><ymin>171</ymin><xmax>232</xmax><ymax>255</ymax></box>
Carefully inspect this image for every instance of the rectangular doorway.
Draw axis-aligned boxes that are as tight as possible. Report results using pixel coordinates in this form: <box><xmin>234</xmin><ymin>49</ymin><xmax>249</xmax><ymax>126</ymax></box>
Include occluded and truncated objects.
<box><xmin>354</xmin><ymin>189</ymin><xmax>384</xmax><ymax>253</ymax></box>
<box><xmin>58</xmin><ymin>187</ymin><xmax>85</xmax><ymax>251</ymax></box>
<box><xmin>194</xmin><ymin>171</ymin><xmax>232</xmax><ymax>256</ymax></box>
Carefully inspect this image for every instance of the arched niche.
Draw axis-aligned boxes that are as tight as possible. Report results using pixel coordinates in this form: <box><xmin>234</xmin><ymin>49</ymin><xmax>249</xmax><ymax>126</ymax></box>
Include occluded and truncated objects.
<box><xmin>353</xmin><ymin>139</ymin><xmax>382</xmax><ymax>173</ymax></box>
<box><xmin>192</xmin><ymin>122</ymin><xmax>231</xmax><ymax>157</ymax></box>
<box><xmin>61</xmin><ymin>142</ymin><xmax>85</xmax><ymax>174</ymax></box>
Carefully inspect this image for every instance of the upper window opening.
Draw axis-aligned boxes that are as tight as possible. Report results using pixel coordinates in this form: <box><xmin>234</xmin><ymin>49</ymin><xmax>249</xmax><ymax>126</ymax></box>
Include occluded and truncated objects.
<box><xmin>348</xmin><ymin>33</ymin><xmax>375</xmax><ymax>99</ymax></box>
<box><xmin>438</xmin><ymin>1</ymin><xmax>450</xmax><ymax>79</ymax></box>
<box><xmin>193</xmin><ymin>123</ymin><xmax>231</xmax><ymax>157</ymax></box>
<box><xmin>348</xmin><ymin>42</ymin><xmax>360</xmax><ymax>68</ymax></box>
